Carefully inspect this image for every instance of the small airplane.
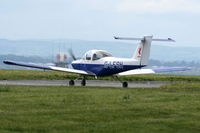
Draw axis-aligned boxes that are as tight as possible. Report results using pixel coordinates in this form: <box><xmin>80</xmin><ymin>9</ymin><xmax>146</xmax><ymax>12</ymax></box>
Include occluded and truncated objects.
<box><xmin>3</xmin><ymin>36</ymin><xmax>190</xmax><ymax>87</ymax></box>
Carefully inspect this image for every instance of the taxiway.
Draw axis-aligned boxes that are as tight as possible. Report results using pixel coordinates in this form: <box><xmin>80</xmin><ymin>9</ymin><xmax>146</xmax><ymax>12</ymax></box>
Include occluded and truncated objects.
<box><xmin>0</xmin><ymin>80</ymin><xmax>172</xmax><ymax>88</ymax></box>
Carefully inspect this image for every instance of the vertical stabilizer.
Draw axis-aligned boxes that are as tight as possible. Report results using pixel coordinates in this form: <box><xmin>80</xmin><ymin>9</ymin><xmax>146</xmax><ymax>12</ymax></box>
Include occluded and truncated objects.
<box><xmin>133</xmin><ymin>36</ymin><xmax>152</xmax><ymax>66</ymax></box>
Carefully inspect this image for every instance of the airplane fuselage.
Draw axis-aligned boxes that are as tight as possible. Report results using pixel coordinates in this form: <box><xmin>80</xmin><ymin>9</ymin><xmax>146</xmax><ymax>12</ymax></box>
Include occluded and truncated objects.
<box><xmin>71</xmin><ymin>57</ymin><xmax>145</xmax><ymax>76</ymax></box>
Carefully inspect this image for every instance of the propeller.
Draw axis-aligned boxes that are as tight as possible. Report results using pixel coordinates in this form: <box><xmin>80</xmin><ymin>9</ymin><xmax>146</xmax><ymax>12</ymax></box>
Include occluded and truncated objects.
<box><xmin>68</xmin><ymin>48</ymin><xmax>77</xmax><ymax>60</ymax></box>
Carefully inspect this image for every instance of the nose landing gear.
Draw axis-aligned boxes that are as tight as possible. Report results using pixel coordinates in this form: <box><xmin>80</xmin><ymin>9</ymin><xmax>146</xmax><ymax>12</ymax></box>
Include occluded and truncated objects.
<box><xmin>81</xmin><ymin>79</ymin><xmax>86</xmax><ymax>86</ymax></box>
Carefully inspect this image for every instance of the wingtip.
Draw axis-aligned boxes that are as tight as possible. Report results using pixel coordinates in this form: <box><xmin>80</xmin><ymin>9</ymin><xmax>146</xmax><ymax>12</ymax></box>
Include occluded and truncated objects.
<box><xmin>3</xmin><ymin>60</ymin><xmax>9</xmax><ymax>64</ymax></box>
<box><xmin>114</xmin><ymin>36</ymin><xmax>118</xmax><ymax>39</ymax></box>
<box><xmin>3</xmin><ymin>60</ymin><xmax>13</xmax><ymax>65</ymax></box>
<box><xmin>168</xmin><ymin>38</ymin><xmax>176</xmax><ymax>42</ymax></box>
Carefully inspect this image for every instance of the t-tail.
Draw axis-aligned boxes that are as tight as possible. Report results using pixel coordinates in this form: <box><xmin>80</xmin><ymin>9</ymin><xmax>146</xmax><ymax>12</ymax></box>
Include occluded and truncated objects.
<box><xmin>114</xmin><ymin>36</ymin><xmax>175</xmax><ymax>66</ymax></box>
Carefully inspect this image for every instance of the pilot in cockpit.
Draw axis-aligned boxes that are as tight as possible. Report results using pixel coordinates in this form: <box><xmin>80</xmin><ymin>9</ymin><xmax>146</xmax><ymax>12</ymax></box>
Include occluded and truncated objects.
<box><xmin>83</xmin><ymin>50</ymin><xmax>112</xmax><ymax>61</ymax></box>
<box><xmin>93</xmin><ymin>53</ymin><xmax>98</xmax><ymax>60</ymax></box>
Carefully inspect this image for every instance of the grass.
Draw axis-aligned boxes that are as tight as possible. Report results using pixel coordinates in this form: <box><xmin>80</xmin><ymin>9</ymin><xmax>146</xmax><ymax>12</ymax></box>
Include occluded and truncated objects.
<box><xmin>1</xmin><ymin>84</ymin><xmax>200</xmax><ymax>133</ymax></box>
<box><xmin>1</xmin><ymin>69</ymin><xmax>200</xmax><ymax>81</ymax></box>
<box><xmin>0</xmin><ymin>69</ymin><xmax>78</xmax><ymax>80</ymax></box>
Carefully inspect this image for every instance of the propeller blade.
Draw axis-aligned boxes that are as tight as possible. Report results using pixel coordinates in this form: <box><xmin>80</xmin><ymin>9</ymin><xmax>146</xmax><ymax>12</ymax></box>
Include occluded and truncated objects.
<box><xmin>68</xmin><ymin>48</ymin><xmax>77</xmax><ymax>60</ymax></box>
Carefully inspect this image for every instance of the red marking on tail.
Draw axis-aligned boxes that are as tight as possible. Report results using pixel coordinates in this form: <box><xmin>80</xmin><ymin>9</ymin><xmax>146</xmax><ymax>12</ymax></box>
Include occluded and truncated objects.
<box><xmin>137</xmin><ymin>47</ymin><xmax>142</xmax><ymax>57</ymax></box>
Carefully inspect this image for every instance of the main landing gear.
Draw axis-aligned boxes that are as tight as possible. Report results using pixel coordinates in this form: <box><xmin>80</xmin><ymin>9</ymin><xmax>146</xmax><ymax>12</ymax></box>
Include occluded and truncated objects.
<box><xmin>69</xmin><ymin>77</ymin><xmax>86</xmax><ymax>86</ymax></box>
<box><xmin>122</xmin><ymin>81</ymin><xmax>128</xmax><ymax>88</ymax></box>
<box><xmin>69</xmin><ymin>80</ymin><xmax>75</xmax><ymax>86</ymax></box>
<box><xmin>113</xmin><ymin>76</ymin><xmax>128</xmax><ymax>88</ymax></box>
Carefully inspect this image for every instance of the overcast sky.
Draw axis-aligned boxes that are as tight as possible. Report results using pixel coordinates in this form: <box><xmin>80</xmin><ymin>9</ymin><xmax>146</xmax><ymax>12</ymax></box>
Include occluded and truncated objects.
<box><xmin>0</xmin><ymin>0</ymin><xmax>200</xmax><ymax>46</ymax></box>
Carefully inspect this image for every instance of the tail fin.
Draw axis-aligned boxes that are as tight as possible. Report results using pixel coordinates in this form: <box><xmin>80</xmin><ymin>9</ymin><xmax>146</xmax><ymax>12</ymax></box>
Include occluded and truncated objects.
<box><xmin>133</xmin><ymin>36</ymin><xmax>152</xmax><ymax>65</ymax></box>
<box><xmin>114</xmin><ymin>36</ymin><xmax>175</xmax><ymax>66</ymax></box>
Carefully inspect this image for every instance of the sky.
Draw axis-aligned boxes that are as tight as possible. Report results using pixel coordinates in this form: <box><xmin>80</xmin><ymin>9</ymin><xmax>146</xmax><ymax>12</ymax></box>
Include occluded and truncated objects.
<box><xmin>0</xmin><ymin>0</ymin><xmax>200</xmax><ymax>46</ymax></box>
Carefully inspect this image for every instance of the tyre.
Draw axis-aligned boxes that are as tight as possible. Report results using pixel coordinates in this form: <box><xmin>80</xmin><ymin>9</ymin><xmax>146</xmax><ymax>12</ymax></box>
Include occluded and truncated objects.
<box><xmin>122</xmin><ymin>82</ymin><xmax>128</xmax><ymax>88</ymax></box>
<box><xmin>69</xmin><ymin>80</ymin><xmax>75</xmax><ymax>86</ymax></box>
<box><xmin>81</xmin><ymin>79</ymin><xmax>86</xmax><ymax>86</ymax></box>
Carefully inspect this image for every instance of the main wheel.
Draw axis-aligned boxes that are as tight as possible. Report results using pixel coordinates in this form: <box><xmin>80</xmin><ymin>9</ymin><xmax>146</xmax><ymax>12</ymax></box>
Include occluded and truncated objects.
<box><xmin>69</xmin><ymin>80</ymin><xmax>75</xmax><ymax>86</ymax></box>
<box><xmin>122</xmin><ymin>82</ymin><xmax>128</xmax><ymax>88</ymax></box>
<box><xmin>81</xmin><ymin>79</ymin><xmax>86</xmax><ymax>86</ymax></box>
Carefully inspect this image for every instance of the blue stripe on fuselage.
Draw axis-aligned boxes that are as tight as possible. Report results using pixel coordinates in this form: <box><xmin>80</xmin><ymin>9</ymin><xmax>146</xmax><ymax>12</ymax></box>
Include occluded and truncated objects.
<box><xmin>72</xmin><ymin>63</ymin><xmax>145</xmax><ymax>76</ymax></box>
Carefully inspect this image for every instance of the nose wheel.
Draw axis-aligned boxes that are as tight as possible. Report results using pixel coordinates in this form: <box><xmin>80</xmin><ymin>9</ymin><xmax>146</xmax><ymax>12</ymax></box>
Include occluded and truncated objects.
<box><xmin>81</xmin><ymin>79</ymin><xmax>86</xmax><ymax>86</ymax></box>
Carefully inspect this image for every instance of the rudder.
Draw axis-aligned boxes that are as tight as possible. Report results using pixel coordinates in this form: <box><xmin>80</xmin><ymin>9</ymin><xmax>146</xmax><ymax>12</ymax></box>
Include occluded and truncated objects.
<box><xmin>133</xmin><ymin>36</ymin><xmax>152</xmax><ymax>66</ymax></box>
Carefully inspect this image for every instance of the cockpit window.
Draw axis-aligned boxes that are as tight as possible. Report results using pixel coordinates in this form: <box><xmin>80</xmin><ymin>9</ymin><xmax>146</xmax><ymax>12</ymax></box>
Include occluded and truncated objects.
<box><xmin>92</xmin><ymin>51</ymin><xmax>112</xmax><ymax>60</ymax></box>
<box><xmin>83</xmin><ymin>50</ymin><xmax>112</xmax><ymax>61</ymax></box>
<box><xmin>86</xmin><ymin>54</ymin><xmax>91</xmax><ymax>60</ymax></box>
<box><xmin>92</xmin><ymin>53</ymin><xmax>100</xmax><ymax>60</ymax></box>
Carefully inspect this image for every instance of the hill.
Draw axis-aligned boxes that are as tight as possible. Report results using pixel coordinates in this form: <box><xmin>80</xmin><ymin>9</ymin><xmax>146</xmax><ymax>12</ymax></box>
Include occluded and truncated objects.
<box><xmin>0</xmin><ymin>39</ymin><xmax>200</xmax><ymax>62</ymax></box>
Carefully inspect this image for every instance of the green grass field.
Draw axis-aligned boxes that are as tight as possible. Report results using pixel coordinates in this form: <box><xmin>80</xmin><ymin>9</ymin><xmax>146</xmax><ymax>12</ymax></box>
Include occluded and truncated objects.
<box><xmin>1</xmin><ymin>83</ymin><xmax>200</xmax><ymax>133</ymax></box>
<box><xmin>1</xmin><ymin>69</ymin><xmax>200</xmax><ymax>81</ymax></box>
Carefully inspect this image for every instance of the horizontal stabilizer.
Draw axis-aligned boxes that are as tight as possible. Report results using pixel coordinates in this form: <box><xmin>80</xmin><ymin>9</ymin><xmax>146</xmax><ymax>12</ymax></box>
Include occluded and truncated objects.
<box><xmin>114</xmin><ymin>36</ymin><xmax>175</xmax><ymax>42</ymax></box>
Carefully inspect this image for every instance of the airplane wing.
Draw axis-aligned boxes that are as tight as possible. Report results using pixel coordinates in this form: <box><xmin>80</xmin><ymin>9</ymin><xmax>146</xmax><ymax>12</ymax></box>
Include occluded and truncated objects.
<box><xmin>117</xmin><ymin>67</ymin><xmax>191</xmax><ymax>76</ymax></box>
<box><xmin>3</xmin><ymin>60</ymin><xmax>94</xmax><ymax>76</ymax></box>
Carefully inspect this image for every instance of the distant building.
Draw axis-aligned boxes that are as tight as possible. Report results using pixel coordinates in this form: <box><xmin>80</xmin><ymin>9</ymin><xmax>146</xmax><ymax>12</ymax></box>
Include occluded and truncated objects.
<box><xmin>54</xmin><ymin>53</ymin><xmax>68</xmax><ymax>68</ymax></box>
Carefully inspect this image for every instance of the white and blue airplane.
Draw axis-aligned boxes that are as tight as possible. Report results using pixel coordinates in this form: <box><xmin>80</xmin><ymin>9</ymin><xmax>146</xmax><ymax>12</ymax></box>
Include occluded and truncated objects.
<box><xmin>3</xmin><ymin>36</ymin><xmax>190</xmax><ymax>87</ymax></box>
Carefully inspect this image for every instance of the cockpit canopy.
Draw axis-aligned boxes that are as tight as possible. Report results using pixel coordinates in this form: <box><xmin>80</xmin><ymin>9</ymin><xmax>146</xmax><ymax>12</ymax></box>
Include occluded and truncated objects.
<box><xmin>82</xmin><ymin>50</ymin><xmax>112</xmax><ymax>61</ymax></box>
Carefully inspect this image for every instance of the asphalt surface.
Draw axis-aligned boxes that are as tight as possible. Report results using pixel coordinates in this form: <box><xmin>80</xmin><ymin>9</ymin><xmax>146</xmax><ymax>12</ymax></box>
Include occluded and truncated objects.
<box><xmin>0</xmin><ymin>80</ymin><xmax>172</xmax><ymax>88</ymax></box>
